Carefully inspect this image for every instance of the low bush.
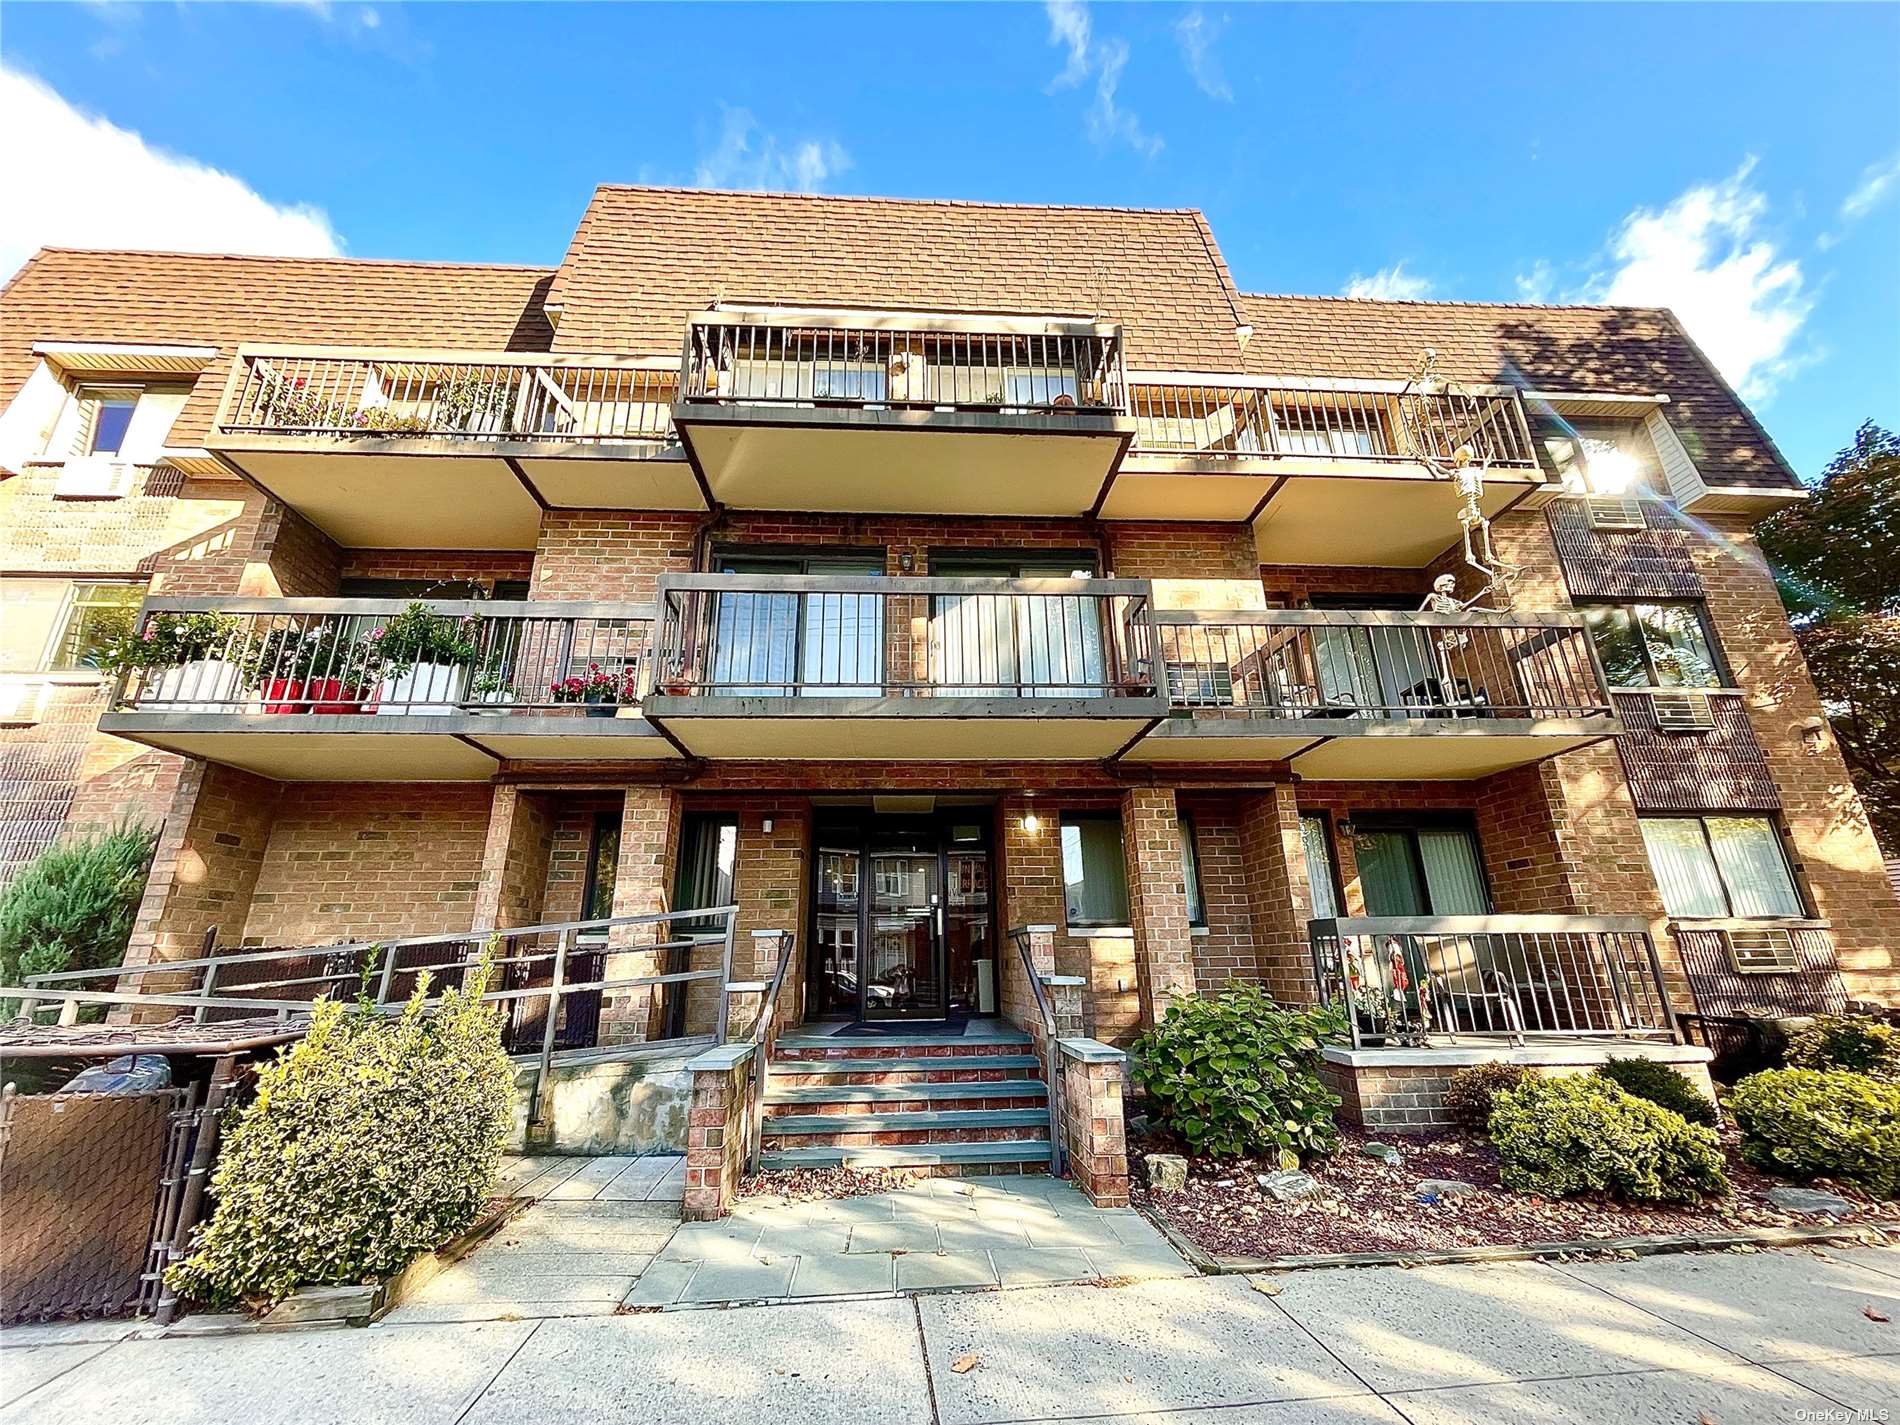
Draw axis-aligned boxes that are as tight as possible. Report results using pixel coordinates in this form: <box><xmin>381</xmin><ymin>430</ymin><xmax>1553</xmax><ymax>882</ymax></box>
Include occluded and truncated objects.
<box><xmin>167</xmin><ymin>957</ymin><xmax>515</xmax><ymax>1310</ymax></box>
<box><xmin>1131</xmin><ymin>984</ymin><xmax>1346</xmax><ymax>1162</ymax></box>
<box><xmin>1728</xmin><ymin>1068</ymin><xmax>1900</xmax><ymax>1198</ymax></box>
<box><xmin>1489</xmin><ymin>1074</ymin><xmax>1728</xmax><ymax>1203</ymax></box>
<box><xmin>1595</xmin><ymin>1057</ymin><xmax>1718</xmax><ymax>1126</ymax></box>
<box><xmin>1444</xmin><ymin>1062</ymin><xmax>1532</xmax><ymax>1134</ymax></box>
<box><xmin>1785</xmin><ymin>1016</ymin><xmax>1900</xmax><ymax>1083</ymax></box>
<box><xmin>0</xmin><ymin>823</ymin><xmax>155</xmax><ymax>1014</ymax></box>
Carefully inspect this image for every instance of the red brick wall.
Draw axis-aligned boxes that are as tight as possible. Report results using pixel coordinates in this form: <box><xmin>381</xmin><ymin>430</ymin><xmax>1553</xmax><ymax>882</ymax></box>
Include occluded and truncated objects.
<box><xmin>340</xmin><ymin>549</ymin><xmax>535</xmax><ymax>591</ymax></box>
<box><xmin>125</xmin><ymin>762</ymin><xmax>282</xmax><ymax>969</ymax></box>
<box><xmin>241</xmin><ymin>784</ymin><xmax>491</xmax><ymax>945</ymax></box>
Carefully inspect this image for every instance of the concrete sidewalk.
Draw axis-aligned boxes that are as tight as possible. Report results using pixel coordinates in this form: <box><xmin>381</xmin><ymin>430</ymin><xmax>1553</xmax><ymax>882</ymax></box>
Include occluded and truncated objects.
<box><xmin>4</xmin><ymin>1244</ymin><xmax>1896</xmax><ymax>1423</ymax></box>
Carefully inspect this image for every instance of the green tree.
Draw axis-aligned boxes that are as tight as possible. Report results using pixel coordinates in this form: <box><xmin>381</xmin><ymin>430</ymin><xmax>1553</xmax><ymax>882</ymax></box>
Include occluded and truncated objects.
<box><xmin>1758</xmin><ymin>422</ymin><xmax>1900</xmax><ymax>851</ymax></box>
<box><xmin>0</xmin><ymin>823</ymin><xmax>156</xmax><ymax>1010</ymax></box>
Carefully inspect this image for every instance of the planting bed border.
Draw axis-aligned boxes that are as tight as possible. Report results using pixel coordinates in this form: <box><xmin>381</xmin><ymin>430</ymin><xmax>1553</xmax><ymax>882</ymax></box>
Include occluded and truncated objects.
<box><xmin>1136</xmin><ymin>1205</ymin><xmax>1899</xmax><ymax>1275</ymax></box>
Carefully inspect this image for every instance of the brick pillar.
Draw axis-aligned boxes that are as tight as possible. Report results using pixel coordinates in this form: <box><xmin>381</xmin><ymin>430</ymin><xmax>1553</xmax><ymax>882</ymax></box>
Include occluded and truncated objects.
<box><xmin>1058</xmin><ymin>1040</ymin><xmax>1131</xmax><ymax>1206</ymax></box>
<box><xmin>472</xmin><ymin>786</ymin><xmax>553</xmax><ymax>934</ymax></box>
<box><xmin>597</xmin><ymin>785</ymin><xmax>680</xmax><ymax>1046</ymax></box>
<box><xmin>682</xmin><ymin>1044</ymin><xmax>751</xmax><ymax>1220</ymax></box>
<box><xmin>1120</xmin><ymin>787</ymin><xmax>1196</xmax><ymax>1026</ymax></box>
<box><xmin>1236</xmin><ymin>782</ymin><xmax>1316</xmax><ymax>1005</ymax></box>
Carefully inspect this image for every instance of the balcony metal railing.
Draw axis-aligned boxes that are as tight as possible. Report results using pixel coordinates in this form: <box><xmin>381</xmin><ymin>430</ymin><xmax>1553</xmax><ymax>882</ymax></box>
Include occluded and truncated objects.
<box><xmin>215</xmin><ymin>346</ymin><xmax>679</xmax><ymax>446</ymax></box>
<box><xmin>679</xmin><ymin>309</ymin><xmax>1127</xmax><ymax>416</ymax></box>
<box><xmin>1309</xmin><ymin>915</ymin><xmax>1675</xmax><ymax>1048</ymax></box>
<box><xmin>111</xmin><ymin>597</ymin><xmax>654</xmax><ymax>715</ymax></box>
<box><xmin>1128</xmin><ymin>375</ymin><xmax>1540</xmax><ymax>469</ymax></box>
<box><xmin>652</xmin><ymin>574</ymin><xmax>1158</xmax><ymax>701</ymax></box>
<box><xmin>1153</xmin><ymin>609</ymin><xmax>1614</xmax><ymax>721</ymax></box>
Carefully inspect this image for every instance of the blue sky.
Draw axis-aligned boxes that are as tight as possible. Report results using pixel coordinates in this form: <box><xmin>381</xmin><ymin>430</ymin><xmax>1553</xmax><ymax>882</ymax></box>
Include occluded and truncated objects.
<box><xmin>3</xmin><ymin>1</ymin><xmax>1896</xmax><ymax>479</ymax></box>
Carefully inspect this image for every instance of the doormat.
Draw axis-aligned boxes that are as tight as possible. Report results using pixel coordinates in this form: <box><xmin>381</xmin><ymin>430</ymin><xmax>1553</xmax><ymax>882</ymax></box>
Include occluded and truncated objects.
<box><xmin>833</xmin><ymin>1017</ymin><xmax>973</xmax><ymax>1037</ymax></box>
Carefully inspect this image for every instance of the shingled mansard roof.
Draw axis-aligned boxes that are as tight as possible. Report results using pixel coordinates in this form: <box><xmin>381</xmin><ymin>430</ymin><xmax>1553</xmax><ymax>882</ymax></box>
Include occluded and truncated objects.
<box><xmin>0</xmin><ymin>185</ymin><xmax>1799</xmax><ymax>488</ymax></box>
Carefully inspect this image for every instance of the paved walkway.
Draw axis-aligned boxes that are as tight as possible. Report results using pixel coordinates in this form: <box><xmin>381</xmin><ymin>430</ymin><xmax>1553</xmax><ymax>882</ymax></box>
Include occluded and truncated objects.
<box><xmin>5</xmin><ymin>1243</ymin><xmax>1895</xmax><ymax>1423</ymax></box>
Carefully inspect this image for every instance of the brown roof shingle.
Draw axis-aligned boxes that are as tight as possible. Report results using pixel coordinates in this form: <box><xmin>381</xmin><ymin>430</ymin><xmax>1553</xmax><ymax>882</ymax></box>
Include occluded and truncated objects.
<box><xmin>1237</xmin><ymin>293</ymin><xmax>1800</xmax><ymax>490</ymax></box>
<box><xmin>545</xmin><ymin>186</ymin><xmax>1250</xmax><ymax>370</ymax></box>
<box><xmin>1</xmin><ymin>250</ymin><xmax>555</xmax><ymax>445</ymax></box>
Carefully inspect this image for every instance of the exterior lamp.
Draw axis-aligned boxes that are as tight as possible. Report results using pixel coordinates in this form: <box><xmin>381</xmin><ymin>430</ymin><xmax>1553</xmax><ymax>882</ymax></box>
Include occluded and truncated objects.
<box><xmin>1021</xmin><ymin>811</ymin><xmax>1042</xmax><ymax>834</ymax></box>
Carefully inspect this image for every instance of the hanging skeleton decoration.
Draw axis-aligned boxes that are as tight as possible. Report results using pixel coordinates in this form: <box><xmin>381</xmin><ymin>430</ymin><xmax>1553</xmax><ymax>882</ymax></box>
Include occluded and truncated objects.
<box><xmin>1404</xmin><ymin>349</ymin><xmax>1520</xmax><ymax>610</ymax></box>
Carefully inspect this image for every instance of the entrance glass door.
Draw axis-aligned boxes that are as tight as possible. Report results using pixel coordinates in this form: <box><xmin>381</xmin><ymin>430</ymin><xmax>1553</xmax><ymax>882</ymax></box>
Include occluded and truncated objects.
<box><xmin>866</xmin><ymin>837</ymin><xmax>944</xmax><ymax>1021</ymax></box>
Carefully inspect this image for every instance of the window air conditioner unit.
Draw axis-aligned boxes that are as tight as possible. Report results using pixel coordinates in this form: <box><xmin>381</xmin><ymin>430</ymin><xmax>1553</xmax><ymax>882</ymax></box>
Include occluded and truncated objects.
<box><xmin>1584</xmin><ymin>495</ymin><xmax>1646</xmax><ymax>531</ymax></box>
<box><xmin>53</xmin><ymin>457</ymin><xmax>137</xmax><ymax>500</ymax></box>
<box><xmin>1725</xmin><ymin>926</ymin><xmax>1799</xmax><ymax>974</ymax></box>
<box><xmin>1650</xmin><ymin>689</ymin><xmax>1715</xmax><ymax>732</ymax></box>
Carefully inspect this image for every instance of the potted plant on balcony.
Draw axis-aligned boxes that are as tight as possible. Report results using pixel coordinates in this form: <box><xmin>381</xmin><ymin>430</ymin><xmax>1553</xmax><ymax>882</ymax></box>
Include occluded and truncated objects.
<box><xmin>371</xmin><ymin>603</ymin><xmax>480</xmax><ymax>716</ymax></box>
<box><xmin>249</xmin><ymin>624</ymin><xmax>377</xmax><ymax>714</ymax></box>
<box><xmin>431</xmin><ymin>371</ymin><xmax>516</xmax><ymax>436</ymax></box>
<box><xmin>99</xmin><ymin>611</ymin><xmax>245</xmax><ymax>712</ymax></box>
<box><xmin>550</xmin><ymin>663</ymin><xmax>635</xmax><ymax>718</ymax></box>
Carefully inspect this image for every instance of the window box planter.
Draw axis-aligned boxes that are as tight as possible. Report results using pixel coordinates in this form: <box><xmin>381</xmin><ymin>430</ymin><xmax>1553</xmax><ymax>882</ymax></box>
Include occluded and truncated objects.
<box><xmin>375</xmin><ymin>661</ymin><xmax>469</xmax><ymax>716</ymax></box>
<box><xmin>150</xmin><ymin>658</ymin><xmax>244</xmax><ymax>712</ymax></box>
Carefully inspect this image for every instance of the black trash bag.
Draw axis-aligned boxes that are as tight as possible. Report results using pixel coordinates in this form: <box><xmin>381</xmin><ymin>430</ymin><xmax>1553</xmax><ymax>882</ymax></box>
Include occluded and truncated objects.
<box><xmin>58</xmin><ymin>1053</ymin><xmax>172</xmax><ymax>1094</ymax></box>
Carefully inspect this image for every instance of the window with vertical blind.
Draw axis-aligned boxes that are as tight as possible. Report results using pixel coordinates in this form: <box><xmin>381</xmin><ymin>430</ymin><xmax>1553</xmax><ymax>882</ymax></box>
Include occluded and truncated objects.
<box><xmin>1639</xmin><ymin>815</ymin><xmax>1803</xmax><ymax>919</ymax></box>
<box><xmin>1178</xmin><ymin>817</ymin><xmax>1207</xmax><ymax>928</ymax></box>
<box><xmin>1350</xmin><ymin>819</ymin><xmax>1492</xmax><ymax>917</ymax></box>
<box><xmin>673</xmin><ymin>814</ymin><xmax>739</xmax><ymax>932</ymax></box>
<box><xmin>1060</xmin><ymin>813</ymin><xmax>1129</xmax><ymax>929</ymax></box>
<box><xmin>1300</xmin><ymin>815</ymin><xmax>1341</xmax><ymax>920</ymax></box>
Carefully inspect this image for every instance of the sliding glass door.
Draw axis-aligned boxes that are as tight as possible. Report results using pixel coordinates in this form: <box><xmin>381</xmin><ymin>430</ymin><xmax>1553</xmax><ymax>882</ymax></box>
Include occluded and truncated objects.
<box><xmin>710</xmin><ymin>552</ymin><xmax>884</xmax><ymax>696</ymax></box>
<box><xmin>930</xmin><ymin>554</ymin><xmax>1105</xmax><ymax>697</ymax></box>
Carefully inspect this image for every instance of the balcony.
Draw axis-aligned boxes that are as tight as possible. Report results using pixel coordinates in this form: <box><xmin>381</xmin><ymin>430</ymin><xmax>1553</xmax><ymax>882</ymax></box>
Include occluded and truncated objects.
<box><xmin>98</xmin><ymin>598</ymin><xmax>679</xmax><ymax>780</ymax></box>
<box><xmin>1133</xmin><ymin>608</ymin><xmax>1618</xmax><ymax>776</ymax></box>
<box><xmin>672</xmin><ymin>309</ymin><xmax>1135</xmax><ymax>515</ymax></box>
<box><xmin>643</xmin><ymin>574</ymin><xmax>1165</xmax><ymax>759</ymax></box>
<box><xmin>1108</xmin><ymin>376</ymin><xmax>1546</xmax><ymax>565</ymax></box>
<box><xmin>1309</xmin><ymin>915</ymin><xmax>1675</xmax><ymax>1048</ymax></box>
<box><xmin>208</xmin><ymin>347</ymin><xmax>700</xmax><ymax>548</ymax></box>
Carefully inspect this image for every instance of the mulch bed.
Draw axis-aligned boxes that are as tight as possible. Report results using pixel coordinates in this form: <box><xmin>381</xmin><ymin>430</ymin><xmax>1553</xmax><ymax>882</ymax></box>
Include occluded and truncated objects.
<box><xmin>739</xmin><ymin>1165</ymin><xmax>927</xmax><ymax>1203</ymax></box>
<box><xmin>1133</xmin><ymin>1125</ymin><xmax>1898</xmax><ymax>1262</ymax></box>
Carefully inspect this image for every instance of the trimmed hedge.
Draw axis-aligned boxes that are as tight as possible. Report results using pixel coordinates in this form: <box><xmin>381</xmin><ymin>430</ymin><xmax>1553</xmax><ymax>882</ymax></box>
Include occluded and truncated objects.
<box><xmin>1786</xmin><ymin>1016</ymin><xmax>1900</xmax><ymax>1083</ymax></box>
<box><xmin>1489</xmin><ymin>1074</ymin><xmax>1728</xmax><ymax>1203</ymax></box>
<box><xmin>1444</xmin><ymin>1062</ymin><xmax>1532</xmax><ymax>1135</ymax></box>
<box><xmin>167</xmin><ymin>958</ymin><xmax>514</xmax><ymax>1310</ymax></box>
<box><xmin>1728</xmin><ymin>1067</ymin><xmax>1900</xmax><ymax>1198</ymax></box>
<box><xmin>1132</xmin><ymin>984</ymin><xmax>1345</xmax><ymax>1162</ymax></box>
<box><xmin>1595</xmin><ymin>1056</ymin><xmax>1718</xmax><ymax>1127</ymax></box>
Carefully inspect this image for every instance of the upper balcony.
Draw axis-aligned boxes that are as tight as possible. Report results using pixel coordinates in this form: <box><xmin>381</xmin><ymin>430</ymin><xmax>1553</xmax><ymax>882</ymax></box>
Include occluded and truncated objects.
<box><xmin>671</xmin><ymin>308</ymin><xmax>1136</xmax><ymax>515</ymax></box>
<box><xmin>97</xmin><ymin>597</ymin><xmax>680</xmax><ymax>780</ymax></box>
<box><xmin>207</xmin><ymin>347</ymin><xmax>700</xmax><ymax>548</ymax></box>
<box><xmin>1109</xmin><ymin>376</ymin><xmax>1546</xmax><ymax>565</ymax></box>
<box><xmin>1134</xmin><ymin>607</ymin><xmax>1619</xmax><ymax>776</ymax></box>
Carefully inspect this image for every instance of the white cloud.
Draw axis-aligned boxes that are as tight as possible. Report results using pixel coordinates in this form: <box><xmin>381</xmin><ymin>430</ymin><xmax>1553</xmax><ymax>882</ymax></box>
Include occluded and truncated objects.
<box><xmin>0</xmin><ymin>66</ymin><xmax>341</xmax><ymax>283</ymax></box>
<box><xmin>1591</xmin><ymin>159</ymin><xmax>1812</xmax><ymax>402</ymax></box>
<box><xmin>1175</xmin><ymin>9</ymin><xmax>1231</xmax><ymax>102</ymax></box>
<box><xmin>692</xmin><ymin>107</ymin><xmax>851</xmax><ymax>193</ymax></box>
<box><xmin>1343</xmin><ymin>263</ymin><xmax>1434</xmax><ymax>301</ymax></box>
<box><xmin>1513</xmin><ymin>260</ymin><xmax>1555</xmax><ymax>303</ymax></box>
<box><xmin>1840</xmin><ymin>149</ymin><xmax>1900</xmax><ymax>222</ymax></box>
<box><xmin>1043</xmin><ymin>1</ymin><xmax>1162</xmax><ymax>158</ymax></box>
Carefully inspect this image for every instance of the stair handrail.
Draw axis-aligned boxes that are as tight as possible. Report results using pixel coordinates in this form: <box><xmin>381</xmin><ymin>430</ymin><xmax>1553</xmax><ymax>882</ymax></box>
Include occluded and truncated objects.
<box><xmin>742</xmin><ymin>929</ymin><xmax>797</xmax><ymax>1175</ymax></box>
<box><xmin>1009</xmin><ymin>928</ymin><xmax>1067</xmax><ymax>1180</ymax></box>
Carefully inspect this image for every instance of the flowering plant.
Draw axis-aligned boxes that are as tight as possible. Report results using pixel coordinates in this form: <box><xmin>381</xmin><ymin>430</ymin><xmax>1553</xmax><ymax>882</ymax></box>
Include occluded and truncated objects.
<box><xmin>370</xmin><ymin>603</ymin><xmax>481</xmax><ymax>677</ymax></box>
<box><xmin>549</xmin><ymin>663</ymin><xmax>638</xmax><ymax>705</ymax></box>
<box><xmin>97</xmin><ymin>612</ymin><xmax>242</xmax><ymax>673</ymax></box>
<box><xmin>246</xmin><ymin>622</ymin><xmax>377</xmax><ymax>685</ymax></box>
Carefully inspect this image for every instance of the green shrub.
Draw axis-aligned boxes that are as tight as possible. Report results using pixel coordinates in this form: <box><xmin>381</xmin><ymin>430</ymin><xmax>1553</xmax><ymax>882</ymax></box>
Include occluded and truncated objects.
<box><xmin>1786</xmin><ymin>1016</ymin><xmax>1900</xmax><ymax>1083</ymax></box>
<box><xmin>0</xmin><ymin>823</ymin><xmax>155</xmax><ymax>1014</ymax></box>
<box><xmin>1729</xmin><ymin>1068</ymin><xmax>1900</xmax><ymax>1198</ymax></box>
<box><xmin>1131</xmin><ymin>984</ymin><xmax>1346</xmax><ymax>1161</ymax></box>
<box><xmin>1595</xmin><ymin>1056</ymin><xmax>1718</xmax><ymax>1126</ymax></box>
<box><xmin>1489</xmin><ymin>1074</ymin><xmax>1728</xmax><ymax>1203</ymax></box>
<box><xmin>167</xmin><ymin>958</ymin><xmax>514</xmax><ymax>1310</ymax></box>
<box><xmin>1444</xmin><ymin>1062</ymin><xmax>1532</xmax><ymax>1134</ymax></box>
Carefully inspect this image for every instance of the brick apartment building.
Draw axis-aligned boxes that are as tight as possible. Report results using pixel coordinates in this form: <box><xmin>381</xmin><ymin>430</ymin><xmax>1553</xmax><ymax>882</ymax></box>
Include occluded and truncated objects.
<box><xmin>2</xmin><ymin>187</ymin><xmax>1895</xmax><ymax>1188</ymax></box>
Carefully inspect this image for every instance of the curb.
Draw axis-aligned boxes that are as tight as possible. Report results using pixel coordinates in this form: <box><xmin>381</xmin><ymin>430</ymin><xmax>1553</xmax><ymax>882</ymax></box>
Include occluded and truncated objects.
<box><xmin>1185</xmin><ymin>1219</ymin><xmax>1900</xmax><ymax>1274</ymax></box>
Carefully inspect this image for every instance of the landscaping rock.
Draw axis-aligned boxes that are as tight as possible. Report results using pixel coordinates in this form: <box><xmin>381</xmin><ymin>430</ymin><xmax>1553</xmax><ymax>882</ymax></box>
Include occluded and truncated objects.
<box><xmin>1256</xmin><ymin>1170</ymin><xmax>1320</xmax><ymax>1203</ymax></box>
<box><xmin>1359</xmin><ymin>1142</ymin><xmax>1402</xmax><ymax>1167</ymax></box>
<box><xmin>1766</xmin><ymin>1186</ymin><xmax>1853</xmax><ymax>1217</ymax></box>
<box><xmin>1127</xmin><ymin>1114</ymin><xmax>1151</xmax><ymax>1137</ymax></box>
<box><xmin>1415</xmin><ymin>1178</ymin><xmax>1480</xmax><ymax>1203</ymax></box>
<box><xmin>1144</xmin><ymin>1153</ymin><xmax>1188</xmax><ymax>1192</ymax></box>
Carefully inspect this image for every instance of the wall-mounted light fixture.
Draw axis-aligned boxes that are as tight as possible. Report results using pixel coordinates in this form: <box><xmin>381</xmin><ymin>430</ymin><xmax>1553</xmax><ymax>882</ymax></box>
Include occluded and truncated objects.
<box><xmin>762</xmin><ymin>816</ymin><xmax>775</xmax><ymax>834</ymax></box>
<box><xmin>897</xmin><ymin>551</ymin><xmax>916</xmax><ymax>573</ymax></box>
<box><xmin>1799</xmin><ymin>717</ymin><xmax>1827</xmax><ymax>756</ymax></box>
<box><xmin>1021</xmin><ymin>811</ymin><xmax>1042</xmax><ymax>834</ymax></box>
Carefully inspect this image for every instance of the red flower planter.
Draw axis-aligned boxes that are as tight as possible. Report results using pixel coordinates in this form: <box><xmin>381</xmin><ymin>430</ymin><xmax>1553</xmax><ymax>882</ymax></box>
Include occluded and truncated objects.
<box><xmin>263</xmin><ymin>678</ymin><xmax>306</xmax><ymax>714</ymax></box>
<box><xmin>262</xmin><ymin>678</ymin><xmax>367</xmax><ymax>714</ymax></box>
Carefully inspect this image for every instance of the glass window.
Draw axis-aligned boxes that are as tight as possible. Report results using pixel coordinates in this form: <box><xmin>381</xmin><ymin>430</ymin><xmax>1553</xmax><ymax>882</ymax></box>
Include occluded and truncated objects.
<box><xmin>673</xmin><ymin>814</ymin><xmax>739</xmax><ymax>933</ymax></box>
<box><xmin>1060</xmin><ymin>813</ymin><xmax>1129</xmax><ymax>929</ymax></box>
<box><xmin>1584</xmin><ymin>602</ymin><xmax>1722</xmax><ymax>689</ymax></box>
<box><xmin>40</xmin><ymin>582</ymin><xmax>143</xmax><ymax>672</ymax></box>
<box><xmin>87</xmin><ymin>394</ymin><xmax>138</xmax><ymax>456</ymax></box>
<box><xmin>584</xmin><ymin>814</ymin><xmax>621</xmax><ymax>921</ymax></box>
<box><xmin>1178</xmin><ymin>817</ymin><xmax>1206</xmax><ymax>928</ymax></box>
<box><xmin>1353</xmin><ymin>821</ymin><xmax>1492</xmax><ymax>917</ymax></box>
<box><xmin>1640</xmin><ymin>815</ymin><xmax>1803</xmax><ymax>919</ymax></box>
<box><xmin>0</xmin><ymin>579</ymin><xmax>72</xmax><ymax>671</ymax></box>
<box><xmin>1300</xmin><ymin>815</ymin><xmax>1340</xmax><ymax>920</ymax></box>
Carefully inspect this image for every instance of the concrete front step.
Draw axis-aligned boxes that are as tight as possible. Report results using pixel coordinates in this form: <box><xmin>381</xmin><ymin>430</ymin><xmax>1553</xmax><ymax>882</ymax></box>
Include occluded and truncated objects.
<box><xmin>758</xmin><ymin>1139</ymin><xmax>1055</xmax><ymax>1171</ymax></box>
<box><xmin>768</xmin><ymin>1053</ymin><xmax>1042</xmax><ymax>1083</ymax></box>
<box><xmin>765</xmin><ymin>1078</ymin><xmax>1047</xmax><ymax>1106</ymax></box>
<box><xmin>763</xmin><ymin>1107</ymin><xmax>1051</xmax><ymax>1138</ymax></box>
<box><xmin>773</xmin><ymin>1032</ymin><xmax>1032</xmax><ymax>1060</ymax></box>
